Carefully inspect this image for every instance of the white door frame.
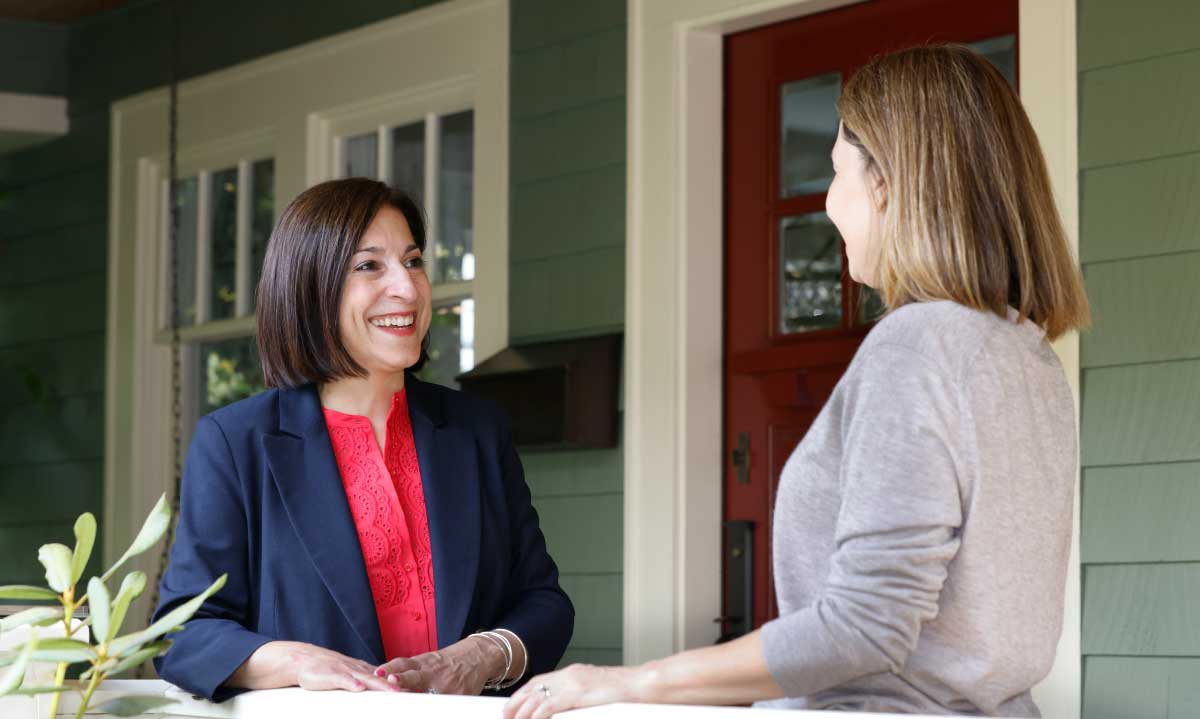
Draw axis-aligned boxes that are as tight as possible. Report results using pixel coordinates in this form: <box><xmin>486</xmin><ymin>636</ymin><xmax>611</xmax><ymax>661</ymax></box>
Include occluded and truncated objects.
<box><xmin>623</xmin><ymin>0</ymin><xmax>1081</xmax><ymax>716</ymax></box>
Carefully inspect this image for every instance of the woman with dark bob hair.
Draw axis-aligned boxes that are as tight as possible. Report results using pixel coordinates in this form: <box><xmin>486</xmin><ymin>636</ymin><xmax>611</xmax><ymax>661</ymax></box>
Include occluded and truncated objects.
<box><xmin>153</xmin><ymin>178</ymin><xmax>573</xmax><ymax>700</ymax></box>
<box><xmin>505</xmin><ymin>44</ymin><xmax>1089</xmax><ymax>719</ymax></box>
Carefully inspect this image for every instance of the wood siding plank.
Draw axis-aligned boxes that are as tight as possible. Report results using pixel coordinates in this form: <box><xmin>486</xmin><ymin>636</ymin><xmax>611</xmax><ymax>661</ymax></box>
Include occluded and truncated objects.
<box><xmin>0</xmin><ymin>393</ymin><xmax>104</xmax><ymax>468</ymax></box>
<box><xmin>510</xmin><ymin>99</ymin><xmax>625</xmax><ymax>185</ymax></box>
<box><xmin>1080</xmin><ymin>50</ymin><xmax>1200</xmax><ymax>169</ymax></box>
<box><xmin>509</xmin><ymin>246</ymin><xmax>624</xmax><ymax>341</ymax></box>
<box><xmin>524</xmin><ymin>447</ymin><xmax>623</xmax><ymax>498</ymax></box>
<box><xmin>1082</xmin><ymin>252</ymin><xmax>1200</xmax><ymax>367</ymax></box>
<box><xmin>0</xmin><ymin>275</ymin><xmax>105</xmax><ymax>346</ymax></box>
<box><xmin>558</xmin><ymin>573</ymin><xmax>622</xmax><ymax>649</ymax></box>
<box><xmin>1079</xmin><ymin>0</ymin><xmax>1200</xmax><ymax>71</ymax></box>
<box><xmin>533</xmin><ymin>493</ymin><xmax>622</xmax><ymax>574</ymax></box>
<box><xmin>511</xmin><ymin>0</ymin><xmax>625</xmax><ymax>53</ymax></box>
<box><xmin>1082</xmin><ymin>462</ymin><xmax>1200</xmax><ymax>563</ymax></box>
<box><xmin>1080</xmin><ymin>152</ymin><xmax>1200</xmax><ymax>263</ymax></box>
<box><xmin>0</xmin><ymin>461</ymin><xmax>102</xmax><ymax>525</ymax></box>
<box><xmin>511</xmin><ymin>27</ymin><xmax>625</xmax><ymax>119</ymax></box>
<box><xmin>1080</xmin><ymin>360</ymin><xmax>1200</xmax><ymax>467</ymax></box>
<box><xmin>1083</xmin><ymin>563</ymin><xmax>1200</xmax><ymax>656</ymax></box>
<box><xmin>510</xmin><ymin>165</ymin><xmax>625</xmax><ymax>264</ymax></box>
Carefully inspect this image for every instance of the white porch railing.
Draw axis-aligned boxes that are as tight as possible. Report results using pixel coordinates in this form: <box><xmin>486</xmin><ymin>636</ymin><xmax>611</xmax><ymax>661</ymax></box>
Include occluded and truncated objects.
<box><xmin>5</xmin><ymin>679</ymin><xmax>972</xmax><ymax>719</ymax></box>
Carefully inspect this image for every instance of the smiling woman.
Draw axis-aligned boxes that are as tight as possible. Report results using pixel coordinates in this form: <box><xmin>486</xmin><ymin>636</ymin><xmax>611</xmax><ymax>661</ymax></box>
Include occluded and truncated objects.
<box><xmin>151</xmin><ymin>178</ymin><xmax>574</xmax><ymax>702</ymax></box>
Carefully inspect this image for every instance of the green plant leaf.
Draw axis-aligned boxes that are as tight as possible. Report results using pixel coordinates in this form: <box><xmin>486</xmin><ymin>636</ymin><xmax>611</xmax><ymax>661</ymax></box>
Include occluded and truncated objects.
<box><xmin>94</xmin><ymin>694</ymin><xmax>179</xmax><ymax>716</ymax></box>
<box><xmin>106</xmin><ymin>571</ymin><xmax>147</xmax><ymax>644</ymax></box>
<box><xmin>108</xmin><ymin>574</ymin><xmax>225</xmax><ymax>658</ymax></box>
<box><xmin>107</xmin><ymin>640</ymin><xmax>171</xmax><ymax>677</ymax></box>
<box><xmin>0</xmin><ymin>638</ymin><xmax>96</xmax><ymax>666</ymax></box>
<box><xmin>0</xmin><ymin>585</ymin><xmax>59</xmax><ymax>601</ymax></box>
<box><xmin>0</xmin><ymin>607</ymin><xmax>61</xmax><ymax>636</ymax></box>
<box><xmin>0</xmin><ymin>635</ymin><xmax>35</xmax><ymax>695</ymax></box>
<box><xmin>102</xmin><ymin>494</ymin><xmax>171</xmax><ymax>582</ymax></box>
<box><xmin>37</xmin><ymin>543</ymin><xmax>74</xmax><ymax>594</ymax></box>
<box><xmin>8</xmin><ymin>685</ymin><xmax>71</xmax><ymax>695</ymax></box>
<box><xmin>71</xmin><ymin>513</ymin><xmax>97</xmax><ymax>585</ymax></box>
<box><xmin>87</xmin><ymin>577</ymin><xmax>111</xmax><ymax>646</ymax></box>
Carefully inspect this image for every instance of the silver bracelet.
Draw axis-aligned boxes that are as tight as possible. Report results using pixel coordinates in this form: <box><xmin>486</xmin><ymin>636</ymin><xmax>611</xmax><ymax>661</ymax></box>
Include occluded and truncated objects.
<box><xmin>471</xmin><ymin>631</ymin><xmax>512</xmax><ymax>690</ymax></box>
<box><xmin>492</xmin><ymin>629</ymin><xmax>526</xmax><ymax>690</ymax></box>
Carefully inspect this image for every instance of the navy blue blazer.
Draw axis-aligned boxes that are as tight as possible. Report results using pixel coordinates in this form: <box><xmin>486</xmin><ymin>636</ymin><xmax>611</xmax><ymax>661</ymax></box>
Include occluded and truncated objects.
<box><xmin>153</xmin><ymin>376</ymin><xmax>573</xmax><ymax>701</ymax></box>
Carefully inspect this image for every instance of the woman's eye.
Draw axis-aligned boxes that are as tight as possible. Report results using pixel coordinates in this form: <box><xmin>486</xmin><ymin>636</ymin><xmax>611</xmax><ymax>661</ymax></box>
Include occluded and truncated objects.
<box><xmin>353</xmin><ymin>260</ymin><xmax>380</xmax><ymax>272</ymax></box>
<box><xmin>405</xmin><ymin>256</ymin><xmax>425</xmax><ymax>269</ymax></box>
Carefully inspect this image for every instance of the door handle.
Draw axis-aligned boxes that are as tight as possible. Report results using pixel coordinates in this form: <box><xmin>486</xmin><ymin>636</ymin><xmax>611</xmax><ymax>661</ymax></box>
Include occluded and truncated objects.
<box><xmin>730</xmin><ymin>432</ymin><xmax>751</xmax><ymax>484</ymax></box>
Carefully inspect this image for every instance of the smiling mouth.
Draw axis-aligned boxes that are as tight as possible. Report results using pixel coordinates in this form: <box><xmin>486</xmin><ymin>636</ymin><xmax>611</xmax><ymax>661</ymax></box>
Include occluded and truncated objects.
<box><xmin>369</xmin><ymin>314</ymin><xmax>415</xmax><ymax>328</ymax></box>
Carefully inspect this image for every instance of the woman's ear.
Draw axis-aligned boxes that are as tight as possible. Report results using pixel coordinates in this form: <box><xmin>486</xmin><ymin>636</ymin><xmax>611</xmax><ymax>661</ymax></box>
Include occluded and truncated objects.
<box><xmin>869</xmin><ymin>170</ymin><xmax>888</xmax><ymax>213</ymax></box>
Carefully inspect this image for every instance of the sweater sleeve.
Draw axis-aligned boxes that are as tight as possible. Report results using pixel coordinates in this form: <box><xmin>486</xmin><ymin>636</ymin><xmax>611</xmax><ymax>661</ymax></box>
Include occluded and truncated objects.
<box><xmin>760</xmin><ymin>343</ymin><xmax>966</xmax><ymax>697</ymax></box>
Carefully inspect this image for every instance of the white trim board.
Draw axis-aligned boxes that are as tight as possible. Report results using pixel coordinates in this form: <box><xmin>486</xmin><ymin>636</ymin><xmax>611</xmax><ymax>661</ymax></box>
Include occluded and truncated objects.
<box><xmin>623</xmin><ymin>1</ymin><xmax>1081</xmax><ymax>716</ymax></box>
<box><xmin>104</xmin><ymin>0</ymin><xmax>509</xmax><ymax>631</ymax></box>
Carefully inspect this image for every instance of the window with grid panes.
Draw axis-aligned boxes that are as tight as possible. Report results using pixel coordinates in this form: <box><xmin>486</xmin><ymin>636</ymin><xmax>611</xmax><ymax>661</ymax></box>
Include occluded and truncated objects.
<box><xmin>163</xmin><ymin>157</ymin><xmax>274</xmax><ymax>415</ymax></box>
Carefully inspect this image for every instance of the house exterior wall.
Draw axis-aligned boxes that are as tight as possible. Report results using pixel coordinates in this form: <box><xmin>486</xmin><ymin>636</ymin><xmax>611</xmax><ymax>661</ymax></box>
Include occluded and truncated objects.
<box><xmin>1077</xmin><ymin>1</ymin><xmax>1200</xmax><ymax>716</ymax></box>
<box><xmin>508</xmin><ymin>0</ymin><xmax>627</xmax><ymax>665</ymax></box>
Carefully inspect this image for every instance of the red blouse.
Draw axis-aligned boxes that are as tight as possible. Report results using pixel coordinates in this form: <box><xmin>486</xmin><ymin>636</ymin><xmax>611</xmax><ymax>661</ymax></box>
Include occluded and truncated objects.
<box><xmin>322</xmin><ymin>389</ymin><xmax>438</xmax><ymax>660</ymax></box>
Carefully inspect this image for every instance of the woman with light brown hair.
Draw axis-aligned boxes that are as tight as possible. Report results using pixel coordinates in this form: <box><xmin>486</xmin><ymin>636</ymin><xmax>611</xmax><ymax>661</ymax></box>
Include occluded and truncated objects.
<box><xmin>504</xmin><ymin>44</ymin><xmax>1089</xmax><ymax>718</ymax></box>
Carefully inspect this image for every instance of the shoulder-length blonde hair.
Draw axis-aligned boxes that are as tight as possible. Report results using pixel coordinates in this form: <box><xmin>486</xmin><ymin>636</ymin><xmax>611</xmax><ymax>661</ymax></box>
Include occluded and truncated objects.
<box><xmin>838</xmin><ymin>43</ymin><xmax>1089</xmax><ymax>340</ymax></box>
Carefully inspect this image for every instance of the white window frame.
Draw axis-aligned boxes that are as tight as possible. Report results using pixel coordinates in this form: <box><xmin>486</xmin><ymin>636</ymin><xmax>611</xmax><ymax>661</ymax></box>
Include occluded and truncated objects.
<box><xmin>627</xmin><ymin>0</ymin><xmax>1080</xmax><ymax>716</ymax></box>
<box><xmin>105</xmin><ymin>0</ymin><xmax>508</xmax><ymax>629</ymax></box>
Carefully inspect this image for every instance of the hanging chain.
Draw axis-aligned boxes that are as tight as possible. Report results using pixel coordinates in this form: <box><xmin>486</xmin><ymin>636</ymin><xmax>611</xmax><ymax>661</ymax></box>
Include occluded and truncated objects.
<box><xmin>145</xmin><ymin>0</ymin><xmax>183</xmax><ymax>641</ymax></box>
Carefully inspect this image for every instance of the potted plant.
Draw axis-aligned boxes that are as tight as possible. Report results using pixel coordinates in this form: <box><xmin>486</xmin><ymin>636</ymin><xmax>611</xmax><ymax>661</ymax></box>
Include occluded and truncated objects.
<box><xmin>0</xmin><ymin>495</ymin><xmax>225</xmax><ymax>718</ymax></box>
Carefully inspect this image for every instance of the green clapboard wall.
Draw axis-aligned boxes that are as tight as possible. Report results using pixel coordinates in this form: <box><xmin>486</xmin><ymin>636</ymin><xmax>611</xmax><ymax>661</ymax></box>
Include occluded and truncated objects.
<box><xmin>509</xmin><ymin>0</ymin><xmax>626</xmax><ymax>666</ymax></box>
<box><xmin>1078</xmin><ymin>1</ymin><xmax>1200</xmax><ymax>716</ymax></box>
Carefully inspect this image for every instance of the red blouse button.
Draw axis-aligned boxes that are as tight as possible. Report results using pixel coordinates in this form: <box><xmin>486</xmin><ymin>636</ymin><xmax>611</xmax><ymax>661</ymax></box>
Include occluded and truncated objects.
<box><xmin>404</xmin><ymin>562</ymin><xmax>414</xmax><ymax>572</ymax></box>
<box><xmin>413</xmin><ymin>611</ymin><xmax>423</xmax><ymax>621</ymax></box>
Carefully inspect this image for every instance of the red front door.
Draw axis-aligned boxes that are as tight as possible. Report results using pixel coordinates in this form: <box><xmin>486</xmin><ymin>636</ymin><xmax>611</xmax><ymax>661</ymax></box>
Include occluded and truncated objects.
<box><xmin>721</xmin><ymin>0</ymin><xmax>1018</xmax><ymax>638</ymax></box>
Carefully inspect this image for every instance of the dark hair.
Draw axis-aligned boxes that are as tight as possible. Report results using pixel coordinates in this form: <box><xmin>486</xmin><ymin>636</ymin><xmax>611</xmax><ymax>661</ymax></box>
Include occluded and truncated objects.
<box><xmin>256</xmin><ymin>178</ymin><xmax>430</xmax><ymax>388</ymax></box>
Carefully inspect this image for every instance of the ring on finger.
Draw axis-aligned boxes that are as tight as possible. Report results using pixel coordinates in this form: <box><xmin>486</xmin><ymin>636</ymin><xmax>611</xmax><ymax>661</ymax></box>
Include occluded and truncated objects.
<box><xmin>537</xmin><ymin>683</ymin><xmax>551</xmax><ymax>698</ymax></box>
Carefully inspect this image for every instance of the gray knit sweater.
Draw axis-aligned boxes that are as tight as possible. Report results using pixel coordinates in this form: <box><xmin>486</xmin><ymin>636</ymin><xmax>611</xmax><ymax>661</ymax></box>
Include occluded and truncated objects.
<box><xmin>758</xmin><ymin>301</ymin><xmax>1076</xmax><ymax>717</ymax></box>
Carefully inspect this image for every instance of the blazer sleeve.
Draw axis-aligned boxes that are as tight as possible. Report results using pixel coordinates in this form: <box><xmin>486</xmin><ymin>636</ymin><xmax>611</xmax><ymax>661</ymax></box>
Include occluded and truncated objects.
<box><xmin>152</xmin><ymin>415</ymin><xmax>273</xmax><ymax>701</ymax></box>
<box><xmin>491</xmin><ymin>428</ymin><xmax>575</xmax><ymax>680</ymax></box>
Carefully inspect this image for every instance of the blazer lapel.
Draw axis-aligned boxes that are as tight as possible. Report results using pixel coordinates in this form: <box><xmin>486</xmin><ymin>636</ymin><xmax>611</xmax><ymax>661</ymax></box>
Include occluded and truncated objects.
<box><xmin>262</xmin><ymin>385</ymin><xmax>385</xmax><ymax>662</ymax></box>
<box><xmin>406</xmin><ymin>376</ymin><xmax>481</xmax><ymax>647</ymax></box>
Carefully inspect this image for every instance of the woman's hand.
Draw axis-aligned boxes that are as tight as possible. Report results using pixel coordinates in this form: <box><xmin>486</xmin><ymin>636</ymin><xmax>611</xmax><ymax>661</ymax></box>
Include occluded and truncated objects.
<box><xmin>374</xmin><ymin>636</ymin><xmax>505</xmax><ymax>695</ymax></box>
<box><xmin>503</xmin><ymin>664</ymin><xmax>641</xmax><ymax>719</ymax></box>
<box><xmin>228</xmin><ymin>641</ymin><xmax>399</xmax><ymax>693</ymax></box>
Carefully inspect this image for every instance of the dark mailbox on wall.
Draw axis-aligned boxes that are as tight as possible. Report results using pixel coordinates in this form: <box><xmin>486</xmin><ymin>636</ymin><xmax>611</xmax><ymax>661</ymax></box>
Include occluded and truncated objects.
<box><xmin>456</xmin><ymin>333</ymin><xmax>622</xmax><ymax>450</ymax></box>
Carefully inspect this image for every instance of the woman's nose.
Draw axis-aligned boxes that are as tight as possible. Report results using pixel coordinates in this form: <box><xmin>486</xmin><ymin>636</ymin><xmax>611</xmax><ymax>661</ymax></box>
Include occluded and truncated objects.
<box><xmin>385</xmin><ymin>266</ymin><xmax>418</xmax><ymax>301</ymax></box>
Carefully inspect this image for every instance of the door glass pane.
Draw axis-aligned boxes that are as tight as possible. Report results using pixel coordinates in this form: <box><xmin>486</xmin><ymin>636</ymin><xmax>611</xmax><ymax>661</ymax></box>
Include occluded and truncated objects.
<box><xmin>199</xmin><ymin>335</ymin><xmax>265</xmax><ymax>414</ymax></box>
<box><xmin>419</xmin><ymin>298</ymin><xmax>474</xmax><ymax>389</ymax></box>
<box><xmin>173</xmin><ymin>176</ymin><xmax>199</xmax><ymax>326</ymax></box>
<box><xmin>343</xmin><ymin>131</ymin><xmax>378</xmax><ymax>179</ymax></box>
<box><xmin>391</xmin><ymin>121</ymin><xmax>425</xmax><ymax>203</ymax></box>
<box><xmin>779</xmin><ymin>212</ymin><xmax>842</xmax><ymax>333</ymax></box>
<box><xmin>209</xmin><ymin>167</ymin><xmax>238</xmax><ymax>321</ymax></box>
<box><xmin>780</xmin><ymin>73</ymin><xmax>841</xmax><ymax>198</ymax></box>
<box><xmin>970</xmin><ymin>34</ymin><xmax>1016</xmax><ymax>87</ymax></box>
<box><xmin>250</xmin><ymin>158</ymin><xmax>275</xmax><ymax>307</ymax></box>
<box><xmin>436</xmin><ymin>110</ymin><xmax>474</xmax><ymax>283</ymax></box>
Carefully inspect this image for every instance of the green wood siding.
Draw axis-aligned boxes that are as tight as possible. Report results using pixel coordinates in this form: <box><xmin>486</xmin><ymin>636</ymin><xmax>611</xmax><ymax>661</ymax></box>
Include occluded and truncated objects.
<box><xmin>1079</xmin><ymin>1</ymin><xmax>1200</xmax><ymax>715</ymax></box>
<box><xmin>0</xmin><ymin>19</ymin><xmax>67</xmax><ymax>96</ymax></box>
<box><xmin>510</xmin><ymin>0</ymin><xmax>626</xmax><ymax>665</ymax></box>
